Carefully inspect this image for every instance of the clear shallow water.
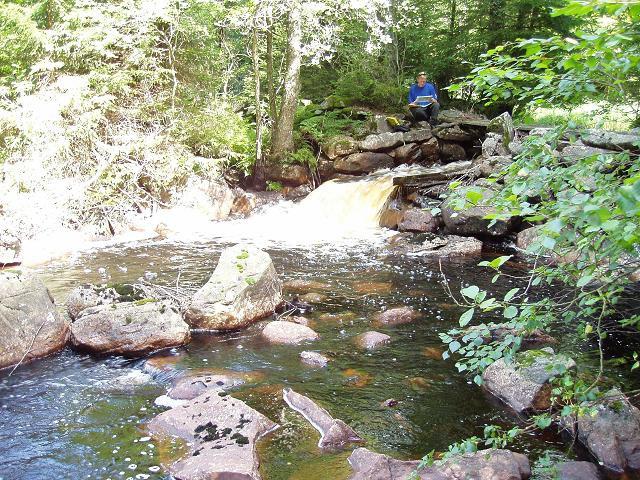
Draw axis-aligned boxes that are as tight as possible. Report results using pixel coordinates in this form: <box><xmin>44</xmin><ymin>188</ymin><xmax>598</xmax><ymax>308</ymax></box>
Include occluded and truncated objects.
<box><xmin>2</xmin><ymin>236</ymin><xmax>632</xmax><ymax>480</ymax></box>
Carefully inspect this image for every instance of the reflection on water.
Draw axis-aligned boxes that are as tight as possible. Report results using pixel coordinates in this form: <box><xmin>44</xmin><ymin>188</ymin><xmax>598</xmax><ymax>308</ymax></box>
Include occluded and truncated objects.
<box><xmin>0</xmin><ymin>235</ymin><xmax>610</xmax><ymax>480</ymax></box>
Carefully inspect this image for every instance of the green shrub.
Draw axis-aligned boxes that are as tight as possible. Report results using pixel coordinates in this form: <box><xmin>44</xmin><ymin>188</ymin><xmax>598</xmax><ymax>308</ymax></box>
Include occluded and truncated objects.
<box><xmin>297</xmin><ymin>110</ymin><xmax>369</xmax><ymax>142</ymax></box>
<box><xmin>286</xmin><ymin>145</ymin><xmax>317</xmax><ymax>168</ymax></box>
<box><xmin>0</xmin><ymin>3</ymin><xmax>43</xmax><ymax>86</ymax></box>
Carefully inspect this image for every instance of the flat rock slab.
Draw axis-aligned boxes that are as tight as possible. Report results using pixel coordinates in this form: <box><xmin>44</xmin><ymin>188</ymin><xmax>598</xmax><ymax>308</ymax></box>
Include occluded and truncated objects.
<box><xmin>375</xmin><ymin>306</ymin><xmax>420</xmax><ymax>326</ymax></box>
<box><xmin>571</xmin><ymin>389</ymin><xmax>640</xmax><ymax>474</ymax></box>
<box><xmin>0</xmin><ymin>270</ymin><xmax>69</xmax><ymax>370</ymax></box>
<box><xmin>355</xmin><ymin>331</ymin><xmax>391</xmax><ymax>350</ymax></box>
<box><xmin>185</xmin><ymin>244</ymin><xmax>283</xmax><ymax>331</ymax></box>
<box><xmin>148</xmin><ymin>391</ymin><xmax>278</xmax><ymax>480</ymax></box>
<box><xmin>482</xmin><ymin>347</ymin><xmax>576</xmax><ymax>414</ymax></box>
<box><xmin>283</xmin><ymin>388</ymin><xmax>362</xmax><ymax>449</ymax></box>
<box><xmin>168</xmin><ymin>372</ymin><xmax>246</xmax><ymax>400</ymax></box>
<box><xmin>261</xmin><ymin>321</ymin><xmax>319</xmax><ymax>344</ymax></box>
<box><xmin>70</xmin><ymin>300</ymin><xmax>190</xmax><ymax>356</ymax></box>
<box><xmin>348</xmin><ymin>447</ymin><xmax>531</xmax><ymax>480</ymax></box>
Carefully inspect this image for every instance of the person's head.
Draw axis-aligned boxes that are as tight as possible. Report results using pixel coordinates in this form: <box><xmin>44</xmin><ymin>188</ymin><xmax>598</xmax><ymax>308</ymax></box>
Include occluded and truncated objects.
<box><xmin>416</xmin><ymin>72</ymin><xmax>427</xmax><ymax>87</ymax></box>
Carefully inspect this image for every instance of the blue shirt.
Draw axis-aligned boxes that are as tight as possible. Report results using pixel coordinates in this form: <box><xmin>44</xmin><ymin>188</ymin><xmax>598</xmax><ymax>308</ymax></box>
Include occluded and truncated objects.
<box><xmin>408</xmin><ymin>83</ymin><xmax>438</xmax><ymax>106</ymax></box>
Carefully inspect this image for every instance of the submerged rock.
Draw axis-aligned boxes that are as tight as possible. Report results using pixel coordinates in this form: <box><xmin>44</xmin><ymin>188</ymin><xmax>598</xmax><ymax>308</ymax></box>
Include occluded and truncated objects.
<box><xmin>567</xmin><ymin>389</ymin><xmax>640</xmax><ymax>474</ymax></box>
<box><xmin>70</xmin><ymin>300</ymin><xmax>190</xmax><ymax>356</ymax></box>
<box><xmin>185</xmin><ymin>244</ymin><xmax>283</xmax><ymax>331</ymax></box>
<box><xmin>283</xmin><ymin>388</ymin><xmax>362</xmax><ymax>449</ymax></box>
<box><xmin>299</xmin><ymin>292</ymin><xmax>327</xmax><ymax>303</ymax></box>
<box><xmin>348</xmin><ymin>447</ymin><xmax>531</xmax><ymax>480</ymax></box>
<box><xmin>354</xmin><ymin>331</ymin><xmax>391</xmax><ymax>350</ymax></box>
<box><xmin>0</xmin><ymin>270</ymin><xmax>69</xmax><ymax>370</ymax></box>
<box><xmin>300</xmin><ymin>351</ymin><xmax>329</xmax><ymax>367</ymax></box>
<box><xmin>168</xmin><ymin>371</ymin><xmax>246</xmax><ymax>400</ymax></box>
<box><xmin>261</xmin><ymin>321</ymin><xmax>319</xmax><ymax>344</ymax></box>
<box><xmin>374</xmin><ymin>306</ymin><xmax>420</xmax><ymax>326</ymax></box>
<box><xmin>482</xmin><ymin>347</ymin><xmax>576</xmax><ymax>414</ymax></box>
<box><xmin>148</xmin><ymin>391</ymin><xmax>278</xmax><ymax>480</ymax></box>
<box><xmin>334</xmin><ymin>152</ymin><xmax>394</xmax><ymax>174</ymax></box>
<box><xmin>283</xmin><ymin>279</ymin><xmax>332</xmax><ymax>293</ymax></box>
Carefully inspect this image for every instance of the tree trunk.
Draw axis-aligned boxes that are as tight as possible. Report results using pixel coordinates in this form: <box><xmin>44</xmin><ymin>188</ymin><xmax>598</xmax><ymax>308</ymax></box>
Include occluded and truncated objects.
<box><xmin>266</xmin><ymin>20</ymin><xmax>277</xmax><ymax>123</ymax></box>
<box><xmin>270</xmin><ymin>4</ymin><xmax>301</xmax><ymax>160</ymax></box>
<box><xmin>449</xmin><ymin>0</ymin><xmax>457</xmax><ymax>39</ymax></box>
<box><xmin>251</xmin><ymin>20</ymin><xmax>265</xmax><ymax>189</ymax></box>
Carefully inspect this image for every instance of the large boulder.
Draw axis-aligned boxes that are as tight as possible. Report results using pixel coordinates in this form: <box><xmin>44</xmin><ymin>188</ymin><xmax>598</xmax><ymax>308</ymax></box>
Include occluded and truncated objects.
<box><xmin>568</xmin><ymin>389</ymin><xmax>640</xmax><ymax>474</ymax></box>
<box><xmin>261</xmin><ymin>321</ymin><xmax>319</xmax><ymax>344</ymax></box>
<box><xmin>70</xmin><ymin>300</ymin><xmax>190</xmax><ymax>356</ymax></box>
<box><xmin>482</xmin><ymin>348</ymin><xmax>576</xmax><ymax>414</ymax></box>
<box><xmin>348</xmin><ymin>447</ymin><xmax>531</xmax><ymax>480</ymax></box>
<box><xmin>434</xmin><ymin>124</ymin><xmax>475</xmax><ymax>142</ymax></box>
<box><xmin>488</xmin><ymin>112</ymin><xmax>516</xmax><ymax>148</ymax></box>
<box><xmin>475</xmin><ymin>155</ymin><xmax>513</xmax><ymax>178</ymax></box>
<box><xmin>397</xmin><ymin>208</ymin><xmax>440</xmax><ymax>233</ymax></box>
<box><xmin>0</xmin><ymin>270</ymin><xmax>69</xmax><ymax>370</ymax></box>
<box><xmin>403</xmin><ymin>128</ymin><xmax>433</xmax><ymax>143</ymax></box>
<box><xmin>322</xmin><ymin>135</ymin><xmax>360</xmax><ymax>160</ymax></box>
<box><xmin>264</xmin><ymin>163</ymin><xmax>310</xmax><ymax>187</ymax></box>
<box><xmin>148</xmin><ymin>391</ymin><xmax>278</xmax><ymax>480</ymax></box>
<box><xmin>581</xmin><ymin>130</ymin><xmax>640</xmax><ymax>151</ymax></box>
<box><xmin>66</xmin><ymin>284</ymin><xmax>123</xmax><ymax>320</ymax></box>
<box><xmin>334</xmin><ymin>152</ymin><xmax>394</xmax><ymax>174</ymax></box>
<box><xmin>560</xmin><ymin>144</ymin><xmax>614</xmax><ymax>163</ymax></box>
<box><xmin>283</xmin><ymin>388</ymin><xmax>362</xmax><ymax>449</ymax></box>
<box><xmin>0</xmin><ymin>228</ymin><xmax>21</xmax><ymax>266</ymax></box>
<box><xmin>185</xmin><ymin>244</ymin><xmax>283</xmax><ymax>330</ymax></box>
<box><xmin>230</xmin><ymin>190</ymin><xmax>284</xmax><ymax>217</ymax></box>
<box><xmin>386</xmin><ymin>233</ymin><xmax>483</xmax><ymax>257</ymax></box>
<box><xmin>556</xmin><ymin>461</ymin><xmax>602</xmax><ymax>480</ymax></box>
<box><xmin>419</xmin><ymin>137</ymin><xmax>440</xmax><ymax>164</ymax></box>
<box><xmin>442</xmin><ymin>186</ymin><xmax>518</xmax><ymax>237</ymax></box>
<box><xmin>437</xmin><ymin>109</ymin><xmax>488</xmax><ymax>124</ymax></box>
<box><xmin>174</xmin><ymin>176</ymin><xmax>235</xmax><ymax>221</ymax></box>
<box><xmin>392</xmin><ymin>143</ymin><xmax>423</xmax><ymax>165</ymax></box>
<box><xmin>439</xmin><ymin>141</ymin><xmax>467</xmax><ymax>162</ymax></box>
<box><xmin>483</xmin><ymin>132</ymin><xmax>510</xmax><ymax>157</ymax></box>
<box><xmin>359</xmin><ymin>132</ymin><xmax>404</xmax><ymax>151</ymax></box>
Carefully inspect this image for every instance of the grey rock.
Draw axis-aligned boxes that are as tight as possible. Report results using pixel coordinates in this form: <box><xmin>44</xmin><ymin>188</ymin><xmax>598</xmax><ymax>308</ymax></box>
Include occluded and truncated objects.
<box><xmin>386</xmin><ymin>233</ymin><xmax>483</xmax><ymax>257</ymax></box>
<box><xmin>359</xmin><ymin>132</ymin><xmax>404</xmax><ymax>151</ymax></box>
<box><xmin>231</xmin><ymin>189</ymin><xmax>284</xmax><ymax>217</ymax></box>
<box><xmin>403</xmin><ymin>128</ymin><xmax>433</xmax><ymax>143</ymax></box>
<box><xmin>434</xmin><ymin>124</ymin><xmax>475</xmax><ymax>142</ymax></box>
<box><xmin>66</xmin><ymin>284</ymin><xmax>121</xmax><ymax>320</ymax></box>
<box><xmin>398</xmin><ymin>208</ymin><xmax>440</xmax><ymax>233</ymax></box>
<box><xmin>70</xmin><ymin>300</ymin><xmax>190</xmax><ymax>356</ymax></box>
<box><xmin>322</xmin><ymin>135</ymin><xmax>360</xmax><ymax>160</ymax></box>
<box><xmin>516</xmin><ymin>226</ymin><xmax>542</xmax><ymax>252</ymax></box>
<box><xmin>334</xmin><ymin>152</ymin><xmax>394</xmax><ymax>174</ymax></box>
<box><xmin>373</xmin><ymin>115</ymin><xmax>394</xmax><ymax>134</ymax></box>
<box><xmin>0</xmin><ymin>228</ymin><xmax>21</xmax><ymax>266</ymax></box>
<box><xmin>354</xmin><ymin>331</ymin><xmax>391</xmax><ymax>350</ymax></box>
<box><xmin>442</xmin><ymin>186</ymin><xmax>517</xmax><ymax>237</ymax></box>
<box><xmin>482</xmin><ymin>347</ymin><xmax>576</xmax><ymax>414</ymax></box>
<box><xmin>581</xmin><ymin>130</ymin><xmax>640</xmax><ymax>151</ymax></box>
<box><xmin>570</xmin><ymin>389</ymin><xmax>640</xmax><ymax>474</ymax></box>
<box><xmin>561</xmin><ymin>144</ymin><xmax>614</xmax><ymax>163</ymax></box>
<box><xmin>264</xmin><ymin>163</ymin><xmax>310</xmax><ymax>187</ymax></box>
<box><xmin>185</xmin><ymin>244</ymin><xmax>283</xmax><ymax>330</ymax></box>
<box><xmin>348</xmin><ymin>447</ymin><xmax>531</xmax><ymax>480</ymax></box>
<box><xmin>419</xmin><ymin>137</ymin><xmax>440</xmax><ymax>164</ymax></box>
<box><xmin>261</xmin><ymin>321</ymin><xmax>319</xmax><ymax>344</ymax></box>
<box><xmin>168</xmin><ymin>371</ymin><xmax>246</xmax><ymax>400</ymax></box>
<box><xmin>175</xmin><ymin>176</ymin><xmax>235</xmax><ymax>221</ymax></box>
<box><xmin>148</xmin><ymin>391</ymin><xmax>278</xmax><ymax>480</ymax></box>
<box><xmin>439</xmin><ymin>141</ymin><xmax>467</xmax><ymax>162</ymax></box>
<box><xmin>317</xmin><ymin>157</ymin><xmax>336</xmax><ymax>182</ymax></box>
<box><xmin>0</xmin><ymin>270</ymin><xmax>69</xmax><ymax>370</ymax></box>
<box><xmin>488</xmin><ymin>112</ymin><xmax>516</xmax><ymax>148</ymax></box>
<box><xmin>437</xmin><ymin>109</ymin><xmax>488</xmax><ymax>124</ymax></box>
<box><xmin>300</xmin><ymin>351</ymin><xmax>329</xmax><ymax>367</ymax></box>
<box><xmin>392</xmin><ymin>143</ymin><xmax>423</xmax><ymax>165</ymax></box>
<box><xmin>557</xmin><ymin>461</ymin><xmax>601</xmax><ymax>480</ymax></box>
<box><xmin>483</xmin><ymin>132</ymin><xmax>510</xmax><ymax>157</ymax></box>
<box><xmin>283</xmin><ymin>388</ymin><xmax>362</xmax><ymax>449</ymax></box>
<box><xmin>475</xmin><ymin>155</ymin><xmax>513</xmax><ymax>177</ymax></box>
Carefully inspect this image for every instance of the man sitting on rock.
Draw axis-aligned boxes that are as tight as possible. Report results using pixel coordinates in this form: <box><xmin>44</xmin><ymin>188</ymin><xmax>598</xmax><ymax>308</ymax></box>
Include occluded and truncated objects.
<box><xmin>408</xmin><ymin>72</ymin><xmax>440</xmax><ymax>126</ymax></box>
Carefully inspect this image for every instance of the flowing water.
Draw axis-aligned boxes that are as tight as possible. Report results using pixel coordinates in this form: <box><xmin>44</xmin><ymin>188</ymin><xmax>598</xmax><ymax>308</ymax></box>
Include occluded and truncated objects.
<box><xmin>1</xmin><ymin>174</ymin><xmax>637</xmax><ymax>480</ymax></box>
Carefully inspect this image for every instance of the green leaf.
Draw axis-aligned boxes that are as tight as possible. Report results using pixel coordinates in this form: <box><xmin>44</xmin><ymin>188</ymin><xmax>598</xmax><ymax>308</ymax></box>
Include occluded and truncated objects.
<box><xmin>461</xmin><ymin>285</ymin><xmax>480</xmax><ymax>299</ymax></box>
<box><xmin>449</xmin><ymin>341</ymin><xmax>461</xmax><ymax>353</ymax></box>
<box><xmin>504</xmin><ymin>288</ymin><xmax>519</xmax><ymax>302</ymax></box>
<box><xmin>459</xmin><ymin>308</ymin><xmax>475</xmax><ymax>327</ymax></box>
<box><xmin>576</xmin><ymin>275</ymin><xmax>592</xmax><ymax>288</ymax></box>
<box><xmin>466</xmin><ymin>189</ymin><xmax>484</xmax><ymax>204</ymax></box>
<box><xmin>503</xmin><ymin>306</ymin><xmax>518</xmax><ymax>319</ymax></box>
